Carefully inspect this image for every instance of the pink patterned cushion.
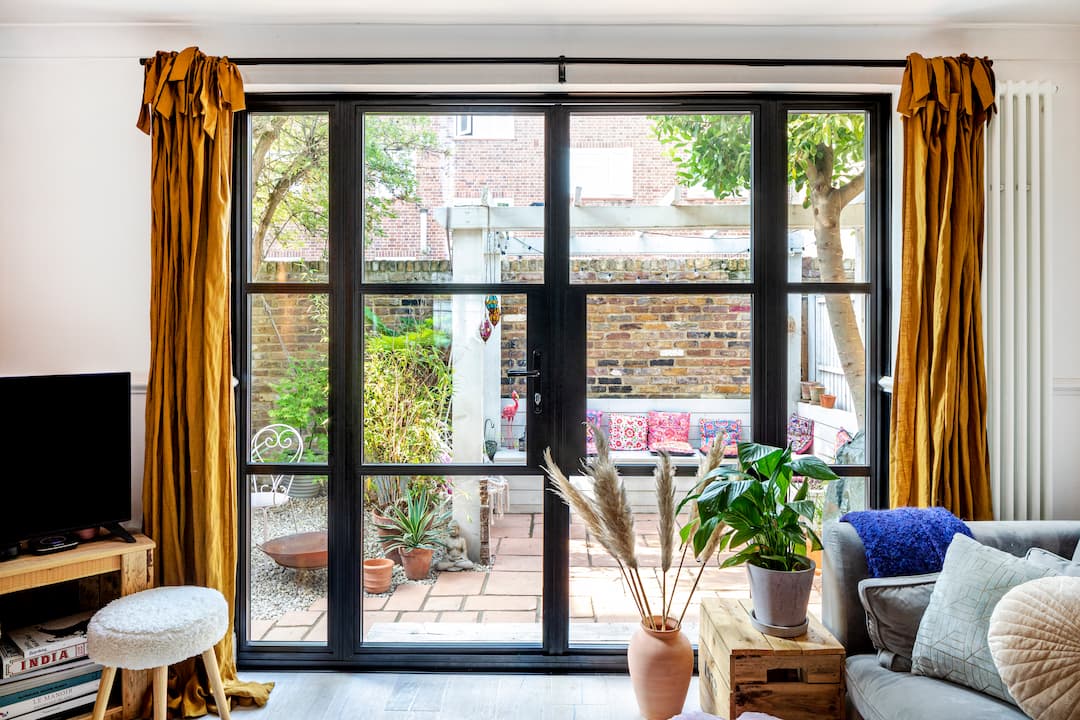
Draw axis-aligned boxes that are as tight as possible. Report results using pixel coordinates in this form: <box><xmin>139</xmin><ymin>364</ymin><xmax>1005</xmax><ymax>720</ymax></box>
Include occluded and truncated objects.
<box><xmin>787</xmin><ymin>414</ymin><xmax>814</xmax><ymax>453</ymax></box>
<box><xmin>647</xmin><ymin>411</ymin><xmax>691</xmax><ymax>451</ymax></box>
<box><xmin>651</xmin><ymin>440</ymin><xmax>696</xmax><ymax>456</ymax></box>
<box><xmin>700</xmin><ymin>418</ymin><xmax>741</xmax><ymax>457</ymax></box>
<box><xmin>585</xmin><ymin>409</ymin><xmax>605</xmax><ymax>454</ymax></box>
<box><xmin>608</xmin><ymin>414</ymin><xmax>648</xmax><ymax>450</ymax></box>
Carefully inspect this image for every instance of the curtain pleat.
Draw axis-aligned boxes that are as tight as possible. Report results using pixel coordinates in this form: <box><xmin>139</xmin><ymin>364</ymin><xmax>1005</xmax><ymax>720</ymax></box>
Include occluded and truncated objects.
<box><xmin>139</xmin><ymin>46</ymin><xmax>273</xmax><ymax>717</ymax></box>
<box><xmin>890</xmin><ymin>53</ymin><xmax>996</xmax><ymax>520</ymax></box>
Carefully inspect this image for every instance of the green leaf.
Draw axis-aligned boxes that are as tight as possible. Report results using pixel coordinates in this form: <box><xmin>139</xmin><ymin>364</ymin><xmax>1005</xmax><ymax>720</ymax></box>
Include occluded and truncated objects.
<box><xmin>788</xmin><ymin>456</ymin><xmax>840</xmax><ymax>481</ymax></box>
<box><xmin>737</xmin><ymin>442</ymin><xmax>784</xmax><ymax>469</ymax></box>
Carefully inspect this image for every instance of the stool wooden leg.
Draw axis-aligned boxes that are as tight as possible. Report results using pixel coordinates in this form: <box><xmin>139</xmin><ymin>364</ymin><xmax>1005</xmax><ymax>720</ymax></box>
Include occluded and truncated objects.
<box><xmin>153</xmin><ymin>666</ymin><xmax>168</xmax><ymax>720</ymax></box>
<box><xmin>202</xmin><ymin>648</ymin><xmax>232</xmax><ymax>720</ymax></box>
<box><xmin>91</xmin><ymin>666</ymin><xmax>117</xmax><ymax>720</ymax></box>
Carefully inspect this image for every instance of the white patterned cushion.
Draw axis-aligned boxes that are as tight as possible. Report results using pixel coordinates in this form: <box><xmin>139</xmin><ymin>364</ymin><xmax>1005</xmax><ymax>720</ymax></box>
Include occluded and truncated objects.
<box><xmin>988</xmin><ymin>576</ymin><xmax>1080</xmax><ymax>720</ymax></box>
<box><xmin>911</xmin><ymin>534</ymin><xmax>1057</xmax><ymax>703</ymax></box>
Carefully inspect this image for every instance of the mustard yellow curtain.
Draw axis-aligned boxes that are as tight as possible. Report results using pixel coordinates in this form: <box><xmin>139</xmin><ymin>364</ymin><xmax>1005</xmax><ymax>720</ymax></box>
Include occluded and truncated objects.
<box><xmin>139</xmin><ymin>47</ymin><xmax>272</xmax><ymax>717</ymax></box>
<box><xmin>890</xmin><ymin>53</ymin><xmax>996</xmax><ymax>520</ymax></box>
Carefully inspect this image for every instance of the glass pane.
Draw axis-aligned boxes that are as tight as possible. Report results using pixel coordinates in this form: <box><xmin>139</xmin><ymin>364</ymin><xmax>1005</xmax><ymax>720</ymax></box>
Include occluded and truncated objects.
<box><xmin>787</xmin><ymin>112</ymin><xmax>868</xmax><ymax>283</ymax></box>
<box><xmin>247</xmin><ymin>473</ymin><xmax>328</xmax><ymax>645</ymax></box>
<box><xmin>362</xmin><ymin>113</ymin><xmax>545</xmax><ymax>284</ymax></box>
<box><xmin>362</xmin><ymin>474</ymin><xmax>543</xmax><ymax>645</ymax></box>
<box><xmin>787</xmin><ymin>293</ymin><xmax>868</xmax><ymax>464</ymax></box>
<box><xmin>249</xmin><ymin>293</ymin><xmax>329</xmax><ymax>463</ymax></box>
<box><xmin>363</xmin><ymin>293</ymin><xmax>528</xmax><ymax>465</ymax></box>
<box><xmin>585</xmin><ymin>294</ymin><xmax>751</xmax><ymax>466</ymax></box>
<box><xmin>570</xmin><ymin>113</ymin><xmax>753</xmax><ymax>284</ymax></box>
<box><xmin>250</xmin><ymin>113</ymin><xmax>330</xmax><ymax>283</ymax></box>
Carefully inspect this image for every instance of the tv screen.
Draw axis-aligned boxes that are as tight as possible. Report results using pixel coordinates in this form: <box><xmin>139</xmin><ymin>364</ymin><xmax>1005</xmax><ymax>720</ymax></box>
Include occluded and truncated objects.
<box><xmin>1</xmin><ymin>372</ymin><xmax>132</xmax><ymax>546</ymax></box>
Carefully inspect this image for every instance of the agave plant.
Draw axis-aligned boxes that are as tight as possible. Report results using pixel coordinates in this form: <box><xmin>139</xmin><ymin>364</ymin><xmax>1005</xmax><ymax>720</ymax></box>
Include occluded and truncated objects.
<box><xmin>680</xmin><ymin>442</ymin><xmax>839</xmax><ymax>572</ymax></box>
<box><xmin>374</xmin><ymin>487</ymin><xmax>451</xmax><ymax>552</ymax></box>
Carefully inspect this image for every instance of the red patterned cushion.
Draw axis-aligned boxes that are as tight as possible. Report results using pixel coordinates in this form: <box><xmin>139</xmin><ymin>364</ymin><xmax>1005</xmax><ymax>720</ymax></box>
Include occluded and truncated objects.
<box><xmin>647</xmin><ymin>411</ymin><xmax>691</xmax><ymax>451</ymax></box>
<box><xmin>608</xmin><ymin>414</ymin><xmax>648</xmax><ymax>450</ymax></box>
<box><xmin>787</xmin><ymin>414</ymin><xmax>814</xmax><ymax>453</ymax></box>
<box><xmin>651</xmin><ymin>440</ymin><xmax>696</xmax><ymax>456</ymax></box>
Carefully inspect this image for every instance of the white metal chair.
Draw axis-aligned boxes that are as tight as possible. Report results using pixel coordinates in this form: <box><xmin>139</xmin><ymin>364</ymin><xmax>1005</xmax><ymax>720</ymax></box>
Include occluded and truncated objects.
<box><xmin>250</xmin><ymin>423</ymin><xmax>304</xmax><ymax>542</ymax></box>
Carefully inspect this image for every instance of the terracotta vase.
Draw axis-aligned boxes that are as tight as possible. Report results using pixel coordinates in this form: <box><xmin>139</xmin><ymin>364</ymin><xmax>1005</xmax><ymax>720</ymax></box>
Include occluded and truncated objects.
<box><xmin>820</xmin><ymin>393</ymin><xmax>837</xmax><ymax>409</ymax></box>
<box><xmin>363</xmin><ymin>557</ymin><xmax>394</xmax><ymax>594</ymax></box>
<box><xmin>399</xmin><ymin>547</ymin><xmax>434</xmax><ymax>581</ymax></box>
<box><xmin>627</xmin><ymin>616</ymin><xmax>694</xmax><ymax>720</ymax></box>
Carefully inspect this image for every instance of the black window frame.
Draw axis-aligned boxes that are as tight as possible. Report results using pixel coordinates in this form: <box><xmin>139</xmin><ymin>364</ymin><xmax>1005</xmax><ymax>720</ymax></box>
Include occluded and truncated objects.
<box><xmin>233</xmin><ymin>92</ymin><xmax>891</xmax><ymax>672</ymax></box>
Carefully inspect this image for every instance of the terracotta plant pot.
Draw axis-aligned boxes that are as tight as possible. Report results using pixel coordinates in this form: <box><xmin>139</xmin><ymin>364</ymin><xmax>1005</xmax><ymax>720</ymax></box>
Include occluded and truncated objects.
<box><xmin>820</xmin><ymin>393</ymin><xmax>837</xmax><ymax>409</ymax></box>
<box><xmin>399</xmin><ymin>547</ymin><xmax>434</xmax><ymax>581</ymax></box>
<box><xmin>363</xmin><ymin>557</ymin><xmax>394</xmax><ymax>594</ymax></box>
<box><xmin>799</xmin><ymin>381</ymin><xmax>814</xmax><ymax>401</ymax></box>
<box><xmin>627</xmin><ymin>616</ymin><xmax>694</xmax><ymax>720</ymax></box>
<box><xmin>809</xmin><ymin>383</ymin><xmax>826</xmax><ymax>404</ymax></box>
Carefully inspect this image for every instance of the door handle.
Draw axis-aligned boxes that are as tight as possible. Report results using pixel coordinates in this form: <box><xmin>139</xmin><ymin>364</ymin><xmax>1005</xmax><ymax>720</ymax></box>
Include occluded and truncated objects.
<box><xmin>507</xmin><ymin>351</ymin><xmax>542</xmax><ymax>414</ymax></box>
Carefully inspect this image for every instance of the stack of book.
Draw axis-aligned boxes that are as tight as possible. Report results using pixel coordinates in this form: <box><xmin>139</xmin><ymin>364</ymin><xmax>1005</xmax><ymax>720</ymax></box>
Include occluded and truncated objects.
<box><xmin>0</xmin><ymin>612</ymin><xmax>102</xmax><ymax>720</ymax></box>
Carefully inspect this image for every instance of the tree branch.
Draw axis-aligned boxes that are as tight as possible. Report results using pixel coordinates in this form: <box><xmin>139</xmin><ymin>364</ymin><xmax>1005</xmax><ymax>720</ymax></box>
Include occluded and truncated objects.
<box><xmin>837</xmin><ymin>171</ymin><xmax>866</xmax><ymax>209</ymax></box>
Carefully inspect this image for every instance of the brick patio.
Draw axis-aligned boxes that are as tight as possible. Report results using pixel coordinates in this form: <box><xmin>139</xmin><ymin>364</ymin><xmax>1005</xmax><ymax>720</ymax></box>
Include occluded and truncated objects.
<box><xmin>252</xmin><ymin>513</ymin><xmax>822</xmax><ymax>643</ymax></box>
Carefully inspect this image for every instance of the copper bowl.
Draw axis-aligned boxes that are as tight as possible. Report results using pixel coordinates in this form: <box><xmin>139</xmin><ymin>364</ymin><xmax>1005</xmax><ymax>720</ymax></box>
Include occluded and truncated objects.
<box><xmin>260</xmin><ymin>531</ymin><xmax>328</xmax><ymax>569</ymax></box>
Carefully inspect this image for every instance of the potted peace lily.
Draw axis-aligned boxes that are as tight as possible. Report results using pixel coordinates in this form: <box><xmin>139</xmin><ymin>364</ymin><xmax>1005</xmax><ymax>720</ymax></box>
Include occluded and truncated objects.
<box><xmin>681</xmin><ymin>441</ymin><xmax>838</xmax><ymax>637</ymax></box>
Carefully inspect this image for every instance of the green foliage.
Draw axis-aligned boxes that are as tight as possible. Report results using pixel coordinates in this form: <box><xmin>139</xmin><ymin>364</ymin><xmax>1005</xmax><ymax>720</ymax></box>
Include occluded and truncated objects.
<box><xmin>651</xmin><ymin>113</ymin><xmax>865</xmax><ymax>207</ymax></box>
<box><xmin>679</xmin><ymin>442</ymin><xmax>839</xmax><ymax>572</ymax></box>
<box><xmin>268</xmin><ymin>357</ymin><xmax>329</xmax><ymax>462</ymax></box>
<box><xmin>362</xmin><ymin>317</ymin><xmax>454</xmax><ymax>465</ymax></box>
<box><xmin>373</xmin><ymin>487</ymin><xmax>452</xmax><ymax>552</ymax></box>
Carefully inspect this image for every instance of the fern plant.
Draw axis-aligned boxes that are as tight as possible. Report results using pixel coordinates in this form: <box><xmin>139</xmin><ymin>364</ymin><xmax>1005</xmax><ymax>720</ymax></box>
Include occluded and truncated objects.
<box><xmin>680</xmin><ymin>442</ymin><xmax>839</xmax><ymax>572</ymax></box>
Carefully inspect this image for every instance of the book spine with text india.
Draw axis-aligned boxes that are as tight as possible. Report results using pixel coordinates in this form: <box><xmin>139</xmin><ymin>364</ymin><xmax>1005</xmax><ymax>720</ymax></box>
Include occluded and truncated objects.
<box><xmin>5</xmin><ymin>612</ymin><xmax>92</xmax><ymax>661</ymax></box>
<box><xmin>1</xmin><ymin>637</ymin><xmax>88</xmax><ymax>680</ymax></box>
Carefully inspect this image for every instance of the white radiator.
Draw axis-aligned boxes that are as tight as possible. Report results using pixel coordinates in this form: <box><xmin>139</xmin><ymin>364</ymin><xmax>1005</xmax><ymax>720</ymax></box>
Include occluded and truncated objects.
<box><xmin>984</xmin><ymin>81</ymin><xmax>1056</xmax><ymax>521</ymax></box>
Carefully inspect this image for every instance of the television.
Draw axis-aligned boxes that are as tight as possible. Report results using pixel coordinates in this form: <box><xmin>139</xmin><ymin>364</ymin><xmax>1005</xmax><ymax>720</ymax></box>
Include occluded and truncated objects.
<box><xmin>0</xmin><ymin>372</ymin><xmax>134</xmax><ymax>553</ymax></box>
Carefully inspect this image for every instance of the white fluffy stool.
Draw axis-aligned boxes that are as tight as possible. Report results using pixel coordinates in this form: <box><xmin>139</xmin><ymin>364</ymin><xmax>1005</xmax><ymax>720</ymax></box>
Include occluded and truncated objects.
<box><xmin>87</xmin><ymin>586</ymin><xmax>231</xmax><ymax>720</ymax></box>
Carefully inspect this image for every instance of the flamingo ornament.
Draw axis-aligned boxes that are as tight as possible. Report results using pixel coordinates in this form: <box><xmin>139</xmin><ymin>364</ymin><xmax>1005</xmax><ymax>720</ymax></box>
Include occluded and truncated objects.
<box><xmin>501</xmin><ymin>390</ymin><xmax>520</xmax><ymax>448</ymax></box>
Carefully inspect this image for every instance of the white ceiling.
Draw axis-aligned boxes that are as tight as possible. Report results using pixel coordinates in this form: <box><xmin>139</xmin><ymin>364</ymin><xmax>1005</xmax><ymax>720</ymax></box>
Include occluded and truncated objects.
<box><xmin>2</xmin><ymin>0</ymin><xmax>1079</xmax><ymax>26</ymax></box>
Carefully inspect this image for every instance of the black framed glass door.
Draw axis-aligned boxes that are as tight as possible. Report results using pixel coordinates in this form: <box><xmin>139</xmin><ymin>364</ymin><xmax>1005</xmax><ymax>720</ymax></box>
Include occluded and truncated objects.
<box><xmin>235</xmin><ymin>93</ymin><xmax>890</xmax><ymax>671</ymax></box>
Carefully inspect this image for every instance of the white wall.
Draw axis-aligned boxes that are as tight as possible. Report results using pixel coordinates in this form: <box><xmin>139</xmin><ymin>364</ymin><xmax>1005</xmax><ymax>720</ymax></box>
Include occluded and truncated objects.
<box><xmin>2</xmin><ymin>22</ymin><xmax>1078</xmax><ymax>520</ymax></box>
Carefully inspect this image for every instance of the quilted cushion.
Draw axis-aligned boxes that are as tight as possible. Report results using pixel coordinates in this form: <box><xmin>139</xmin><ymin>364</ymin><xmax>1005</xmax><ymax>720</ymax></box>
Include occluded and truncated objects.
<box><xmin>650</xmin><ymin>440</ymin><xmax>696</xmax><ymax>456</ymax></box>
<box><xmin>988</xmin><ymin>576</ymin><xmax>1080</xmax><ymax>720</ymax></box>
<box><xmin>608</xmin><ymin>414</ymin><xmax>647</xmax><ymax>450</ymax></box>
<box><xmin>88</xmin><ymin>586</ymin><xmax>228</xmax><ymax>670</ymax></box>
<box><xmin>911</xmin><ymin>534</ymin><xmax>1058</xmax><ymax>703</ymax></box>
<box><xmin>646</xmin><ymin>411</ymin><xmax>690</xmax><ymax>451</ymax></box>
<box><xmin>699</xmin><ymin>418</ymin><xmax>740</xmax><ymax>457</ymax></box>
<box><xmin>585</xmin><ymin>409</ymin><xmax>605</xmax><ymax>454</ymax></box>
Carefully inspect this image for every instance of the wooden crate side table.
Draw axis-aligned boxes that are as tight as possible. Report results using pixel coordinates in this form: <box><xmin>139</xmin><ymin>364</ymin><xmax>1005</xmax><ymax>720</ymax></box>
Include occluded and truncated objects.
<box><xmin>699</xmin><ymin>597</ymin><xmax>846</xmax><ymax>720</ymax></box>
<box><xmin>0</xmin><ymin>535</ymin><xmax>155</xmax><ymax>720</ymax></box>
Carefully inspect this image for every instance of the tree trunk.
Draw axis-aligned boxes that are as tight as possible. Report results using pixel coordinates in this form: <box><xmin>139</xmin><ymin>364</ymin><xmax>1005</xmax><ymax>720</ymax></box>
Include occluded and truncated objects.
<box><xmin>806</xmin><ymin>144</ymin><xmax>866</xmax><ymax>431</ymax></box>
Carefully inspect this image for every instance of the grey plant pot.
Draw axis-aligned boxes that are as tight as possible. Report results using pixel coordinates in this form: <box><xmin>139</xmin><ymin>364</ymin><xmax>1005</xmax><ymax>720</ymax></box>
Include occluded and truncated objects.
<box><xmin>746</xmin><ymin>557</ymin><xmax>816</xmax><ymax>629</ymax></box>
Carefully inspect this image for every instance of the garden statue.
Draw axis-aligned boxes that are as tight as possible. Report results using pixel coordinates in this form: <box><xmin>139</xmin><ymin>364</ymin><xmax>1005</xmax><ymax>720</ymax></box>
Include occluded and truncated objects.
<box><xmin>436</xmin><ymin>521</ymin><xmax>474</xmax><ymax>571</ymax></box>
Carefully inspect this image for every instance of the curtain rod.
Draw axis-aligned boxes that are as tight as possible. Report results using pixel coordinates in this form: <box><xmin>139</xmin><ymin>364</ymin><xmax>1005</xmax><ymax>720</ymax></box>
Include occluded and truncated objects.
<box><xmin>136</xmin><ymin>55</ymin><xmax>907</xmax><ymax>81</ymax></box>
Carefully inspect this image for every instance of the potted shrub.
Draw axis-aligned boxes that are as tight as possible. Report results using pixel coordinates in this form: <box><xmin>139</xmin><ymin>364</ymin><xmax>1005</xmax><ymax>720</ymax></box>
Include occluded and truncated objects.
<box><xmin>681</xmin><ymin>442</ymin><xmax>838</xmax><ymax>637</ymax></box>
<box><xmin>375</xmin><ymin>487</ymin><xmax>451</xmax><ymax>581</ymax></box>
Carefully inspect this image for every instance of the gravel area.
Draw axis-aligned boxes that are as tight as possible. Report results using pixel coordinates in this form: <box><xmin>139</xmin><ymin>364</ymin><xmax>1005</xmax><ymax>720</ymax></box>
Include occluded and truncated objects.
<box><xmin>249</xmin><ymin>496</ymin><xmax>329</xmax><ymax>621</ymax></box>
<box><xmin>249</xmin><ymin>495</ymin><xmax>486</xmax><ymax>620</ymax></box>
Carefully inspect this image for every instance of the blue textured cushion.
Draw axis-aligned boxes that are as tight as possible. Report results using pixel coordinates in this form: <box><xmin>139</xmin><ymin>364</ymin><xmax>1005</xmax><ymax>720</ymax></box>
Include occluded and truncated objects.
<box><xmin>911</xmin><ymin>534</ymin><xmax>1058</xmax><ymax>703</ymax></box>
<box><xmin>842</xmin><ymin>507</ymin><xmax>973</xmax><ymax>577</ymax></box>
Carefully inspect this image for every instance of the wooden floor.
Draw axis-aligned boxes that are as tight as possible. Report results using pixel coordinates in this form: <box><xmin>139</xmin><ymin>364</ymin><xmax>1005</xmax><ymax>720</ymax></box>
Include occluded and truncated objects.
<box><xmin>237</xmin><ymin>671</ymin><xmax>704</xmax><ymax>719</ymax></box>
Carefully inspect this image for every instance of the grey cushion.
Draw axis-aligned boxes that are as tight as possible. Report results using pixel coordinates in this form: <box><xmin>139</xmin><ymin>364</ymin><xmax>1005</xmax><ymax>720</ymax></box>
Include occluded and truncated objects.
<box><xmin>911</xmin><ymin>534</ymin><xmax>1058</xmax><ymax>703</ymax></box>
<box><xmin>1025</xmin><ymin>547</ymin><xmax>1080</xmax><ymax>576</ymax></box>
<box><xmin>857</xmin><ymin>573</ymin><xmax>938</xmax><ymax>672</ymax></box>
<box><xmin>846</xmin><ymin>654</ymin><xmax>1028</xmax><ymax>720</ymax></box>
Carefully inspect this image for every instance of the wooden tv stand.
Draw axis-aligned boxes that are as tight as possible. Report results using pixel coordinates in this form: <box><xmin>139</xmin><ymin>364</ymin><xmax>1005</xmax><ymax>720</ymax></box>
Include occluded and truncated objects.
<box><xmin>0</xmin><ymin>534</ymin><xmax>155</xmax><ymax>720</ymax></box>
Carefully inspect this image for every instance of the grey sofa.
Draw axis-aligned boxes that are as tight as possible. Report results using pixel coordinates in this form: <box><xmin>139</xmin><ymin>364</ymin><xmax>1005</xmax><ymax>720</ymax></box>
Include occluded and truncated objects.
<box><xmin>822</xmin><ymin>520</ymin><xmax>1080</xmax><ymax>720</ymax></box>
